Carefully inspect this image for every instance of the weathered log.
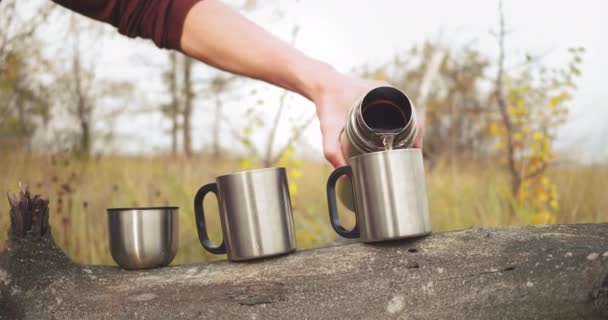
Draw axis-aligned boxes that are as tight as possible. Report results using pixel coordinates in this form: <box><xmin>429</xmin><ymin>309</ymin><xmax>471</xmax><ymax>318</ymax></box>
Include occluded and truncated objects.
<box><xmin>1</xmin><ymin>186</ymin><xmax>607</xmax><ymax>319</ymax></box>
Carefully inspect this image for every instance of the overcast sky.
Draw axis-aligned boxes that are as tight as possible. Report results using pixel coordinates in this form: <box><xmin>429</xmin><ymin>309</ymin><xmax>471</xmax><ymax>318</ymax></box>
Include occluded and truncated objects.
<box><xmin>36</xmin><ymin>0</ymin><xmax>608</xmax><ymax>161</ymax></box>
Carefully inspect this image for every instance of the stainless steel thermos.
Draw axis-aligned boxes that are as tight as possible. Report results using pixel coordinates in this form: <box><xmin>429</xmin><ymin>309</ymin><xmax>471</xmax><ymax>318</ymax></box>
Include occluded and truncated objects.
<box><xmin>341</xmin><ymin>86</ymin><xmax>418</xmax><ymax>158</ymax></box>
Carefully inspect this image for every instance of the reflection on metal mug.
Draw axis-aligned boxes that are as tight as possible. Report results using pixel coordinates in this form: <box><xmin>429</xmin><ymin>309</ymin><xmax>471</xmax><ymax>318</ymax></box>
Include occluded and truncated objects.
<box><xmin>327</xmin><ymin>149</ymin><xmax>431</xmax><ymax>243</ymax></box>
<box><xmin>194</xmin><ymin>167</ymin><xmax>296</xmax><ymax>261</ymax></box>
<box><xmin>107</xmin><ymin>206</ymin><xmax>179</xmax><ymax>270</ymax></box>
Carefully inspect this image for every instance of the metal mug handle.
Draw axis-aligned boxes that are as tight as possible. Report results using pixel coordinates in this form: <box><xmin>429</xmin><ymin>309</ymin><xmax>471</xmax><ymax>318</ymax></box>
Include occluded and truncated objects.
<box><xmin>326</xmin><ymin>166</ymin><xmax>360</xmax><ymax>238</ymax></box>
<box><xmin>194</xmin><ymin>183</ymin><xmax>227</xmax><ymax>254</ymax></box>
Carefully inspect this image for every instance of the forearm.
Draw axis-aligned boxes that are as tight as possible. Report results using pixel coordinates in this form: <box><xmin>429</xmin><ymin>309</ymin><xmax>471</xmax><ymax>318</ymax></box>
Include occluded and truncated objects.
<box><xmin>180</xmin><ymin>0</ymin><xmax>334</xmax><ymax>102</ymax></box>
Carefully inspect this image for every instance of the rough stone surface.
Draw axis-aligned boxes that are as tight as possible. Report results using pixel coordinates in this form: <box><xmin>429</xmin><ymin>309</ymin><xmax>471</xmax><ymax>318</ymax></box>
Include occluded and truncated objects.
<box><xmin>1</xmin><ymin>224</ymin><xmax>608</xmax><ymax>319</ymax></box>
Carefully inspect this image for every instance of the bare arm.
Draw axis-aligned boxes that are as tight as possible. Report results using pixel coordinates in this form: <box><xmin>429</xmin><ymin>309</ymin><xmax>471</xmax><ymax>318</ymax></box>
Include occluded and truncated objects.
<box><xmin>180</xmin><ymin>0</ymin><xmax>419</xmax><ymax>167</ymax></box>
<box><xmin>180</xmin><ymin>0</ymin><xmax>331</xmax><ymax>101</ymax></box>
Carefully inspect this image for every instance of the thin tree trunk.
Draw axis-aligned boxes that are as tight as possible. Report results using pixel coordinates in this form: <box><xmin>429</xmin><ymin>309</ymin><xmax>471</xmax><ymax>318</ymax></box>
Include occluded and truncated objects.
<box><xmin>15</xmin><ymin>93</ymin><xmax>30</xmax><ymax>152</ymax></box>
<box><xmin>264</xmin><ymin>91</ymin><xmax>288</xmax><ymax>167</ymax></box>
<box><xmin>417</xmin><ymin>48</ymin><xmax>446</xmax><ymax>125</ymax></box>
<box><xmin>73</xmin><ymin>31</ymin><xmax>90</xmax><ymax>156</ymax></box>
<box><xmin>213</xmin><ymin>97</ymin><xmax>222</xmax><ymax>158</ymax></box>
<box><xmin>182</xmin><ymin>57</ymin><xmax>194</xmax><ymax>157</ymax></box>
<box><xmin>494</xmin><ymin>0</ymin><xmax>520</xmax><ymax>198</ymax></box>
<box><xmin>79</xmin><ymin>118</ymin><xmax>90</xmax><ymax>155</ymax></box>
<box><xmin>168</xmin><ymin>52</ymin><xmax>179</xmax><ymax>156</ymax></box>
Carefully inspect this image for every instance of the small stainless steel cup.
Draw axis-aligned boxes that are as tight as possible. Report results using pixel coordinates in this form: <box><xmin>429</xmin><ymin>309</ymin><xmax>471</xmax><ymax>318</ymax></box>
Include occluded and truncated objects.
<box><xmin>326</xmin><ymin>149</ymin><xmax>431</xmax><ymax>242</ymax></box>
<box><xmin>107</xmin><ymin>206</ymin><xmax>179</xmax><ymax>270</ymax></box>
<box><xmin>194</xmin><ymin>168</ymin><xmax>296</xmax><ymax>261</ymax></box>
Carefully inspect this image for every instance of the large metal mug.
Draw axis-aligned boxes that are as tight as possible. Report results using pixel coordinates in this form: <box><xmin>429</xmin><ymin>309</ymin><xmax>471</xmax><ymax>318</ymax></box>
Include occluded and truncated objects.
<box><xmin>326</xmin><ymin>149</ymin><xmax>431</xmax><ymax>242</ymax></box>
<box><xmin>194</xmin><ymin>167</ymin><xmax>296</xmax><ymax>261</ymax></box>
<box><xmin>107</xmin><ymin>206</ymin><xmax>179</xmax><ymax>270</ymax></box>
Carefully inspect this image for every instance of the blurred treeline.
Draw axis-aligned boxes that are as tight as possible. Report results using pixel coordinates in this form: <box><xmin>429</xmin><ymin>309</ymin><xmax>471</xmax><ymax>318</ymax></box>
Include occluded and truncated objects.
<box><xmin>0</xmin><ymin>0</ymin><xmax>605</xmax><ymax>264</ymax></box>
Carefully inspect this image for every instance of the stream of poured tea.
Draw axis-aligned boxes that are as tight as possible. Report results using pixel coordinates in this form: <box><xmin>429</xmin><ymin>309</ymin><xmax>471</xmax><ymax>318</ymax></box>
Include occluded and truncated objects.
<box><xmin>374</xmin><ymin>129</ymin><xmax>398</xmax><ymax>151</ymax></box>
<box><xmin>382</xmin><ymin>134</ymin><xmax>395</xmax><ymax>150</ymax></box>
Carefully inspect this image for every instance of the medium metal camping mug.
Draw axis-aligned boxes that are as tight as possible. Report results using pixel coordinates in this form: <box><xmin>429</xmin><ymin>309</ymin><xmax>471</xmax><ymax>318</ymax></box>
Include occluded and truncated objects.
<box><xmin>326</xmin><ymin>149</ymin><xmax>431</xmax><ymax>242</ymax></box>
<box><xmin>194</xmin><ymin>168</ymin><xmax>296</xmax><ymax>261</ymax></box>
<box><xmin>107</xmin><ymin>207</ymin><xmax>179</xmax><ymax>270</ymax></box>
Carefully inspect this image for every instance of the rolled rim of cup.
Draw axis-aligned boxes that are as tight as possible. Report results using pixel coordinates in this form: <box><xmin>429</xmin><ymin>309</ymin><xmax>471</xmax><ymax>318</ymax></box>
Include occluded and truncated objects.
<box><xmin>350</xmin><ymin>148</ymin><xmax>422</xmax><ymax>161</ymax></box>
<box><xmin>215</xmin><ymin>167</ymin><xmax>286</xmax><ymax>179</ymax></box>
<box><xmin>107</xmin><ymin>206</ymin><xmax>179</xmax><ymax>213</ymax></box>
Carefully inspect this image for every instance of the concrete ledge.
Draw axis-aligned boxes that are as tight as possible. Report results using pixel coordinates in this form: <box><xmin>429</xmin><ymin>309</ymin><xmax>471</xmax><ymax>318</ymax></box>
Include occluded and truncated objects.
<box><xmin>1</xmin><ymin>188</ymin><xmax>607</xmax><ymax>319</ymax></box>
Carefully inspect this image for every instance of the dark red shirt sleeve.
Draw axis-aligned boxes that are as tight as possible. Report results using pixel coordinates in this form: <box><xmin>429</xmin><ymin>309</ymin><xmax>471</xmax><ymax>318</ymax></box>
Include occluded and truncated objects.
<box><xmin>51</xmin><ymin>0</ymin><xmax>201</xmax><ymax>50</ymax></box>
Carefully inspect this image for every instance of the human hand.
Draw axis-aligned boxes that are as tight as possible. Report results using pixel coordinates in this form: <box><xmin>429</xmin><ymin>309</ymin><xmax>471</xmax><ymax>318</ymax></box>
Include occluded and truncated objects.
<box><xmin>311</xmin><ymin>71</ymin><xmax>424</xmax><ymax>168</ymax></box>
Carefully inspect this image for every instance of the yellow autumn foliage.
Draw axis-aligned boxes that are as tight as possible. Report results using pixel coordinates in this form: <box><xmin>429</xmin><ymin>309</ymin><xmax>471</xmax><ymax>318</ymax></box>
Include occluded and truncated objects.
<box><xmin>491</xmin><ymin>48</ymin><xmax>583</xmax><ymax>222</ymax></box>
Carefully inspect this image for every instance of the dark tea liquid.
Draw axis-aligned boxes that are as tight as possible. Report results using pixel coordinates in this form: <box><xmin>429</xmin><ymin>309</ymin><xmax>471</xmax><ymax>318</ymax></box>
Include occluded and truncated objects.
<box><xmin>361</xmin><ymin>99</ymin><xmax>408</xmax><ymax>151</ymax></box>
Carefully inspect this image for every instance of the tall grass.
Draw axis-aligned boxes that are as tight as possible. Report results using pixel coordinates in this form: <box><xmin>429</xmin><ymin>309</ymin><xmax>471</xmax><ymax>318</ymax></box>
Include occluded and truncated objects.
<box><xmin>0</xmin><ymin>153</ymin><xmax>605</xmax><ymax>265</ymax></box>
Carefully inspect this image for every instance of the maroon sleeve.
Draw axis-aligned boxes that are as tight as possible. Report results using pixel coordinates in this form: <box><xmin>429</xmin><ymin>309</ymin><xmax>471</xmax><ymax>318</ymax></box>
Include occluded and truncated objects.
<box><xmin>51</xmin><ymin>0</ymin><xmax>201</xmax><ymax>50</ymax></box>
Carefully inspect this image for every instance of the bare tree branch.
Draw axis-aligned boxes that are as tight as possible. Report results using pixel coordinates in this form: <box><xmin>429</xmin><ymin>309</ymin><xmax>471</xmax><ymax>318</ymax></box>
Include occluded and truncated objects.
<box><xmin>220</xmin><ymin>113</ymin><xmax>261</xmax><ymax>158</ymax></box>
<box><xmin>270</xmin><ymin>114</ymin><xmax>316</xmax><ymax>165</ymax></box>
<box><xmin>493</xmin><ymin>0</ymin><xmax>521</xmax><ymax>197</ymax></box>
<box><xmin>524</xmin><ymin>162</ymin><xmax>548</xmax><ymax>180</ymax></box>
<box><xmin>263</xmin><ymin>90</ymin><xmax>289</xmax><ymax>166</ymax></box>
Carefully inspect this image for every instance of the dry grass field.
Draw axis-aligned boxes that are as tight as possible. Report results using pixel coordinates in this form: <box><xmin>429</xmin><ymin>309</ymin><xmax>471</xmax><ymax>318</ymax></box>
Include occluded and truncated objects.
<box><xmin>1</xmin><ymin>153</ymin><xmax>605</xmax><ymax>265</ymax></box>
